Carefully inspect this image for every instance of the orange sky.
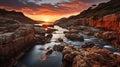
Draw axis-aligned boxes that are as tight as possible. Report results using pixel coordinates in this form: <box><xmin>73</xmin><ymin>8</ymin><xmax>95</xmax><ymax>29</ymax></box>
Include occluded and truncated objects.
<box><xmin>0</xmin><ymin>0</ymin><xmax>110</xmax><ymax>22</ymax></box>
<box><xmin>24</xmin><ymin>12</ymin><xmax>80</xmax><ymax>22</ymax></box>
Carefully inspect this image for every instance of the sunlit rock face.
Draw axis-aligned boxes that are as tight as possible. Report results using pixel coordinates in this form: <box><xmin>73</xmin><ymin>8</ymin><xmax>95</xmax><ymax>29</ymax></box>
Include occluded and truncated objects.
<box><xmin>61</xmin><ymin>42</ymin><xmax>120</xmax><ymax>67</ymax></box>
<box><xmin>54</xmin><ymin>0</ymin><xmax>120</xmax><ymax>48</ymax></box>
<box><xmin>86</xmin><ymin>14</ymin><xmax>120</xmax><ymax>49</ymax></box>
<box><xmin>88</xmin><ymin>14</ymin><xmax>120</xmax><ymax>33</ymax></box>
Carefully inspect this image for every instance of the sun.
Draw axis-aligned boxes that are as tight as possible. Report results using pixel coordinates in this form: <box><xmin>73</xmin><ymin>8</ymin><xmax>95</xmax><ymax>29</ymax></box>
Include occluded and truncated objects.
<box><xmin>43</xmin><ymin>18</ymin><xmax>50</xmax><ymax>22</ymax></box>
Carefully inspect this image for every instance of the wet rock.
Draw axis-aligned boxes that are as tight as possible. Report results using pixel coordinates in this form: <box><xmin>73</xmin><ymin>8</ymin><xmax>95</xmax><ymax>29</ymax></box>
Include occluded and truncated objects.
<box><xmin>58</xmin><ymin>38</ymin><xmax>63</xmax><ymax>42</ymax></box>
<box><xmin>45</xmin><ymin>28</ymin><xmax>57</xmax><ymax>33</ymax></box>
<box><xmin>81</xmin><ymin>41</ymin><xmax>95</xmax><ymax>48</ymax></box>
<box><xmin>65</xmin><ymin>33</ymin><xmax>84</xmax><ymax>41</ymax></box>
<box><xmin>77</xmin><ymin>26</ymin><xmax>87</xmax><ymax>30</ymax></box>
<box><xmin>62</xmin><ymin>43</ymin><xmax>120</xmax><ymax>67</ymax></box>
<box><xmin>94</xmin><ymin>32</ymin><xmax>102</xmax><ymax>38</ymax></box>
<box><xmin>46</xmin><ymin>34</ymin><xmax>52</xmax><ymax>38</ymax></box>
<box><xmin>46</xmin><ymin>46</ymin><xmax>51</xmax><ymax>50</ymax></box>
<box><xmin>84</xmin><ymin>31</ymin><xmax>92</xmax><ymax>35</ymax></box>
<box><xmin>46</xmin><ymin>49</ymin><xmax>53</xmax><ymax>56</ymax></box>
<box><xmin>69</xmin><ymin>29</ymin><xmax>79</xmax><ymax>33</ymax></box>
<box><xmin>53</xmin><ymin>44</ymin><xmax>65</xmax><ymax>52</ymax></box>
<box><xmin>39</xmin><ymin>48</ymin><xmax>45</xmax><ymax>50</ymax></box>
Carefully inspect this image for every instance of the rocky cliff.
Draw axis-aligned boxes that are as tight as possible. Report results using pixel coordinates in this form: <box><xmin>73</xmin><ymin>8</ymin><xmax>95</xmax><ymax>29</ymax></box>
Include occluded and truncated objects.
<box><xmin>0</xmin><ymin>9</ymin><xmax>38</xmax><ymax>24</ymax></box>
<box><xmin>54</xmin><ymin>0</ymin><xmax>120</xmax><ymax>48</ymax></box>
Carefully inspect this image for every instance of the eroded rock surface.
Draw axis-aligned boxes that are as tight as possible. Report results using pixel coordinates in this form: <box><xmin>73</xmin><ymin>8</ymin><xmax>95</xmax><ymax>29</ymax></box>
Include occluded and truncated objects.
<box><xmin>52</xmin><ymin>42</ymin><xmax>120</xmax><ymax>67</ymax></box>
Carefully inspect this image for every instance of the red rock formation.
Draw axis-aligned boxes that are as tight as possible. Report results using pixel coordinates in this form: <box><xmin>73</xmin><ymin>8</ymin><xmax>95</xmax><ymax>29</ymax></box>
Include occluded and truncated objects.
<box><xmin>61</xmin><ymin>43</ymin><xmax>120</xmax><ymax>67</ymax></box>
<box><xmin>78</xmin><ymin>13</ymin><xmax>120</xmax><ymax>49</ymax></box>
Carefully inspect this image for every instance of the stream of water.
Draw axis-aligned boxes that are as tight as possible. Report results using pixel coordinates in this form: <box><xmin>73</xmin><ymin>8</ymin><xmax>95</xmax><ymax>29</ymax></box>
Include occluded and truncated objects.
<box><xmin>15</xmin><ymin>25</ymin><xmax>118</xmax><ymax>67</ymax></box>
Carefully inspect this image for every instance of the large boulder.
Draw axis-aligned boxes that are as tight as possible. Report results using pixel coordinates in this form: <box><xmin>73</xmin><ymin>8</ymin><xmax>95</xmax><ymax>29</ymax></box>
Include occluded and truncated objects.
<box><xmin>65</xmin><ymin>33</ymin><xmax>84</xmax><ymax>41</ymax></box>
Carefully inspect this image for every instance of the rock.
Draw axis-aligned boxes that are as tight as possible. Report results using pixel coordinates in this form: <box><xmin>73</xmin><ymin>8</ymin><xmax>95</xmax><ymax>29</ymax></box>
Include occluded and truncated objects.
<box><xmin>69</xmin><ymin>29</ymin><xmax>79</xmax><ymax>33</ymax></box>
<box><xmin>81</xmin><ymin>41</ymin><xmax>95</xmax><ymax>48</ymax></box>
<box><xmin>62</xmin><ymin>43</ymin><xmax>120</xmax><ymax>67</ymax></box>
<box><xmin>58</xmin><ymin>38</ymin><xmax>63</xmax><ymax>42</ymax></box>
<box><xmin>46</xmin><ymin>49</ymin><xmax>53</xmax><ymax>56</ymax></box>
<box><xmin>102</xmin><ymin>31</ymin><xmax>117</xmax><ymax>40</ymax></box>
<box><xmin>84</xmin><ymin>31</ymin><xmax>91</xmax><ymax>35</ymax></box>
<box><xmin>46</xmin><ymin>34</ymin><xmax>52</xmax><ymax>38</ymax></box>
<box><xmin>39</xmin><ymin>48</ymin><xmax>45</xmax><ymax>50</ymax></box>
<box><xmin>65</xmin><ymin>33</ymin><xmax>84</xmax><ymax>41</ymax></box>
<box><xmin>45</xmin><ymin>28</ymin><xmax>57</xmax><ymax>33</ymax></box>
<box><xmin>64</xmin><ymin>31</ymin><xmax>69</xmax><ymax>34</ymax></box>
<box><xmin>53</xmin><ymin>44</ymin><xmax>65</xmax><ymax>52</ymax></box>
<box><xmin>94</xmin><ymin>32</ymin><xmax>102</xmax><ymax>38</ymax></box>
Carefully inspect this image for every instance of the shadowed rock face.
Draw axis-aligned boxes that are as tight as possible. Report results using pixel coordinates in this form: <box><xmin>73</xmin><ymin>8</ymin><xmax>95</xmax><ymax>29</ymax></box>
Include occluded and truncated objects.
<box><xmin>0</xmin><ymin>24</ymin><xmax>35</xmax><ymax>67</ymax></box>
<box><xmin>0</xmin><ymin>9</ymin><xmax>38</xmax><ymax>24</ymax></box>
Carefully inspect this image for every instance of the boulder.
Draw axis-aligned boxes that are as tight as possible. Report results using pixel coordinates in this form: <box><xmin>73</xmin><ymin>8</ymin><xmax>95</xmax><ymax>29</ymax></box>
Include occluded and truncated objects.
<box><xmin>46</xmin><ymin>49</ymin><xmax>53</xmax><ymax>56</ymax></box>
<box><xmin>102</xmin><ymin>31</ymin><xmax>117</xmax><ymax>40</ymax></box>
<box><xmin>81</xmin><ymin>41</ymin><xmax>95</xmax><ymax>48</ymax></box>
<box><xmin>53</xmin><ymin>44</ymin><xmax>65</xmax><ymax>52</ymax></box>
<box><xmin>69</xmin><ymin>29</ymin><xmax>79</xmax><ymax>33</ymax></box>
<box><xmin>58</xmin><ymin>38</ymin><xmax>63</xmax><ymax>42</ymax></box>
<box><xmin>65</xmin><ymin>33</ymin><xmax>84</xmax><ymax>41</ymax></box>
<box><xmin>94</xmin><ymin>32</ymin><xmax>102</xmax><ymax>38</ymax></box>
<box><xmin>84</xmin><ymin>31</ymin><xmax>91</xmax><ymax>35</ymax></box>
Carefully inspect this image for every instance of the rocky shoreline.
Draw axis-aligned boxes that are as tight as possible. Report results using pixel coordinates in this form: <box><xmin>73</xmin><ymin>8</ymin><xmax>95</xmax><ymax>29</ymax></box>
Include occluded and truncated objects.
<box><xmin>0</xmin><ymin>24</ymin><xmax>35</xmax><ymax>67</ymax></box>
<box><xmin>52</xmin><ymin>42</ymin><xmax>120</xmax><ymax>67</ymax></box>
<box><xmin>0</xmin><ymin>23</ymin><xmax>56</xmax><ymax>67</ymax></box>
<box><xmin>56</xmin><ymin>24</ymin><xmax>120</xmax><ymax>51</ymax></box>
<box><xmin>49</xmin><ymin>25</ymin><xmax>120</xmax><ymax>67</ymax></box>
<box><xmin>54</xmin><ymin>0</ymin><xmax>120</xmax><ymax>51</ymax></box>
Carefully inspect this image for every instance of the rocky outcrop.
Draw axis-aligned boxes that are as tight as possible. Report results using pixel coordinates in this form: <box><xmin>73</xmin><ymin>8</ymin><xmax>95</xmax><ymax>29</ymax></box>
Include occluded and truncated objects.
<box><xmin>53</xmin><ymin>42</ymin><xmax>120</xmax><ymax>67</ymax></box>
<box><xmin>34</xmin><ymin>25</ymin><xmax>55</xmax><ymax>44</ymax></box>
<box><xmin>55</xmin><ymin>0</ymin><xmax>120</xmax><ymax>50</ymax></box>
<box><xmin>80</xmin><ymin>14</ymin><xmax>120</xmax><ymax>49</ymax></box>
<box><xmin>0</xmin><ymin>24</ymin><xmax>35</xmax><ymax>67</ymax></box>
<box><xmin>65</xmin><ymin>33</ymin><xmax>84</xmax><ymax>41</ymax></box>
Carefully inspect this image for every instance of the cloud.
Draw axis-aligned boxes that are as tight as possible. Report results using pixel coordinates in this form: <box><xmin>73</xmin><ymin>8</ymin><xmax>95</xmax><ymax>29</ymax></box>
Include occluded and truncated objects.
<box><xmin>0</xmin><ymin>0</ymin><xmax>110</xmax><ymax>21</ymax></box>
<box><xmin>81</xmin><ymin>0</ymin><xmax>110</xmax><ymax>3</ymax></box>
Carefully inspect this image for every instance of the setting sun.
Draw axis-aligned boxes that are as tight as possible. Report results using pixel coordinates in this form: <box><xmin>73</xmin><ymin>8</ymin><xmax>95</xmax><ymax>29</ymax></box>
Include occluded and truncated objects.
<box><xmin>43</xmin><ymin>18</ymin><xmax>50</xmax><ymax>22</ymax></box>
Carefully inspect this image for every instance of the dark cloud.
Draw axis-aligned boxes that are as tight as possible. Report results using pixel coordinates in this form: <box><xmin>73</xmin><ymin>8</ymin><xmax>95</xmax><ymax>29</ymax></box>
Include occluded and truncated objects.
<box><xmin>0</xmin><ymin>0</ymin><xmax>25</xmax><ymax>9</ymax></box>
<box><xmin>80</xmin><ymin>0</ymin><xmax>110</xmax><ymax>3</ymax></box>
<box><xmin>0</xmin><ymin>0</ymin><xmax>110</xmax><ymax>21</ymax></box>
<box><xmin>0</xmin><ymin>0</ymin><xmax>110</xmax><ymax>10</ymax></box>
